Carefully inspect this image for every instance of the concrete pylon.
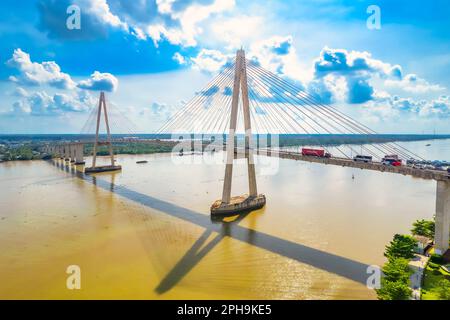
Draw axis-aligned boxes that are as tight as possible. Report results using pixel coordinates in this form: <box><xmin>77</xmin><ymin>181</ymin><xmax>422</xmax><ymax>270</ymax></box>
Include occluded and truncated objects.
<box><xmin>74</xmin><ymin>144</ymin><xmax>85</xmax><ymax>165</ymax></box>
<box><xmin>211</xmin><ymin>50</ymin><xmax>265</xmax><ymax>215</ymax></box>
<box><xmin>64</xmin><ymin>145</ymin><xmax>70</xmax><ymax>161</ymax></box>
<box><xmin>222</xmin><ymin>49</ymin><xmax>258</xmax><ymax>204</ymax></box>
<box><xmin>435</xmin><ymin>180</ymin><xmax>450</xmax><ymax>255</ymax></box>
<box><xmin>85</xmin><ymin>92</ymin><xmax>121</xmax><ymax>173</ymax></box>
<box><xmin>70</xmin><ymin>144</ymin><xmax>76</xmax><ymax>162</ymax></box>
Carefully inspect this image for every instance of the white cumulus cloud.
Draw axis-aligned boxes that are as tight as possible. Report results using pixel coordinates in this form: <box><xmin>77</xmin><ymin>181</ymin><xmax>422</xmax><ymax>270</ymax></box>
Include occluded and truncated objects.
<box><xmin>6</xmin><ymin>48</ymin><xmax>76</xmax><ymax>89</ymax></box>
<box><xmin>190</xmin><ymin>49</ymin><xmax>232</xmax><ymax>73</ymax></box>
<box><xmin>77</xmin><ymin>71</ymin><xmax>119</xmax><ymax>92</ymax></box>
<box><xmin>9</xmin><ymin>90</ymin><xmax>95</xmax><ymax>116</ymax></box>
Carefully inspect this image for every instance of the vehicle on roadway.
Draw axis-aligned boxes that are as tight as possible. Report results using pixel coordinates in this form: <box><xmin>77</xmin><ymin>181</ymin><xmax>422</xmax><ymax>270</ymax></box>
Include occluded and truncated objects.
<box><xmin>382</xmin><ymin>159</ymin><xmax>402</xmax><ymax>166</ymax></box>
<box><xmin>353</xmin><ymin>155</ymin><xmax>372</xmax><ymax>163</ymax></box>
<box><xmin>301</xmin><ymin>148</ymin><xmax>331</xmax><ymax>158</ymax></box>
<box><xmin>413</xmin><ymin>163</ymin><xmax>426</xmax><ymax>169</ymax></box>
<box><xmin>382</xmin><ymin>155</ymin><xmax>402</xmax><ymax>166</ymax></box>
<box><xmin>383</xmin><ymin>154</ymin><xmax>399</xmax><ymax>160</ymax></box>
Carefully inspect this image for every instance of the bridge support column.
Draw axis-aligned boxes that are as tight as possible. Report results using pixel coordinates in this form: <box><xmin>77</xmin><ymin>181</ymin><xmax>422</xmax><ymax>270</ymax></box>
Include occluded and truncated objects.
<box><xmin>74</xmin><ymin>144</ymin><xmax>85</xmax><ymax>165</ymax></box>
<box><xmin>70</xmin><ymin>144</ymin><xmax>76</xmax><ymax>163</ymax></box>
<box><xmin>435</xmin><ymin>180</ymin><xmax>450</xmax><ymax>255</ymax></box>
<box><xmin>64</xmin><ymin>145</ymin><xmax>70</xmax><ymax>161</ymax></box>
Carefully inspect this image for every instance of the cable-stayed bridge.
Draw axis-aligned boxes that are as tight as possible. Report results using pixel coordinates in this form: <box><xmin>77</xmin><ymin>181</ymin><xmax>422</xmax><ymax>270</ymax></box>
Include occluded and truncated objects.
<box><xmin>43</xmin><ymin>49</ymin><xmax>450</xmax><ymax>255</ymax></box>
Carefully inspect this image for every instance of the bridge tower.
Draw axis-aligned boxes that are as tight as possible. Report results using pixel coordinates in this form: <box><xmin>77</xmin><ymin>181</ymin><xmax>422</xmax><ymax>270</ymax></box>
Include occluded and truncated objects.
<box><xmin>85</xmin><ymin>92</ymin><xmax>121</xmax><ymax>174</ymax></box>
<box><xmin>435</xmin><ymin>180</ymin><xmax>450</xmax><ymax>255</ymax></box>
<box><xmin>210</xmin><ymin>49</ymin><xmax>266</xmax><ymax>216</ymax></box>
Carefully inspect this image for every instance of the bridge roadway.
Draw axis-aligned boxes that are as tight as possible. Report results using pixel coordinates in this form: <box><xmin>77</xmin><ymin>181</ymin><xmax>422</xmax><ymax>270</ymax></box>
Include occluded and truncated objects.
<box><xmin>235</xmin><ymin>148</ymin><xmax>450</xmax><ymax>182</ymax></box>
<box><xmin>49</xmin><ymin>139</ymin><xmax>450</xmax><ymax>181</ymax></box>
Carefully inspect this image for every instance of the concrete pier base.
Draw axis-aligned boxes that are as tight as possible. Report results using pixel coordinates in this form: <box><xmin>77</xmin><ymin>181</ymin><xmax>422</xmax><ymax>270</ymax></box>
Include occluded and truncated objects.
<box><xmin>211</xmin><ymin>194</ymin><xmax>266</xmax><ymax>216</ymax></box>
<box><xmin>435</xmin><ymin>180</ymin><xmax>450</xmax><ymax>255</ymax></box>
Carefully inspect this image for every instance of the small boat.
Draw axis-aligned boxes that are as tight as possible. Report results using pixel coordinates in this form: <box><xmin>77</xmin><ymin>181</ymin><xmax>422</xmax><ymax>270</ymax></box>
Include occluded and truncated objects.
<box><xmin>85</xmin><ymin>165</ymin><xmax>122</xmax><ymax>174</ymax></box>
<box><xmin>425</xmin><ymin>144</ymin><xmax>431</xmax><ymax>147</ymax></box>
<box><xmin>136</xmin><ymin>160</ymin><xmax>148</xmax><ymax>164</ymax></box>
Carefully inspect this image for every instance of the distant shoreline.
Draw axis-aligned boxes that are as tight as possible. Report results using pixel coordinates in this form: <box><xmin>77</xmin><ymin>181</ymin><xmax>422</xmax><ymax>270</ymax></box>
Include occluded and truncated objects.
<box><xmin>1</xmin><ymin>134</ymin><xmax>449</xmax><ymax>162</ymax></box>
<box><xmin>1</xmin><ymin>133</ymin><xmax>450</xmax><ymax>143</ymax></box>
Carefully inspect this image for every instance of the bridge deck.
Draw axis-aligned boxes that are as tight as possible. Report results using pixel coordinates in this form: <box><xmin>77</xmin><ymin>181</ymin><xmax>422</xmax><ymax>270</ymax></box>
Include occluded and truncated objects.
<box><xmin>49</xmin><ymin>139</ymin><xmax>450</xmax><ymax>181</ymax></box>
<box><xmin>246</xmin><ymin>148</ymin><xmax>450</xmax><ymax>181</ymax></box>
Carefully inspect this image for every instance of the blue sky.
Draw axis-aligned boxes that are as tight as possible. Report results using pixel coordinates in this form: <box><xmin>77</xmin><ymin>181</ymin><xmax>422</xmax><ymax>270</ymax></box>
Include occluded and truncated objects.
<box><xmin>0</xmin><ymin>0</ymin><xmax>449</xmax><ymax>133</ymax></box>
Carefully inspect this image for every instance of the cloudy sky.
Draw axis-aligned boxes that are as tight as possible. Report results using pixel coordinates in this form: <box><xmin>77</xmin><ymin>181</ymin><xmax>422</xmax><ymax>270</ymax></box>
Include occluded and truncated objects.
<box><xmin>0</xmin><ymin>0</ymin><xmax>449</xmax><ymax>134</ymax></box>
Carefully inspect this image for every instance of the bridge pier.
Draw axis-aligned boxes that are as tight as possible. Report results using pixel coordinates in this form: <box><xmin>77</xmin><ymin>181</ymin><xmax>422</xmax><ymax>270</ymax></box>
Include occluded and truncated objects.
<box><xmin>74</xmin><ymin>144</ymin><xmax>85</xmax><ymax>165</ymax></box>
<box><xmin>435</xmin><ymin>180</ymin><xmax>450</xmax><ymax>255</ymax></box>
<box><xmin>70</xmin><ymin>144</ymin><xmax>76</xmax><ymax>163</ymax></box>
<box><xmin>64</xmin><ymin>145</ymin><xmax>70</xmax><ymax>161</ymax></box>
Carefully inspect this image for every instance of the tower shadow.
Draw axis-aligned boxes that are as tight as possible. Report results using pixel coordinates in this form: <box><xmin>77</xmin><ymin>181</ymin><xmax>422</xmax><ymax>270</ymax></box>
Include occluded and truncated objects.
<box><xmin>155</xmin><ymin>212</ymin><xmax>251</xmax><ymax>294</ymax></box>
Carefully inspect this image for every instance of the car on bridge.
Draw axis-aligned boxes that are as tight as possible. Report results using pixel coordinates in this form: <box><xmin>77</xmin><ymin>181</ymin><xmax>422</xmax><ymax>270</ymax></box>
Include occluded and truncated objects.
<box><xmin>353</xmin><ymin>155</ymin><xmax>372</xmax><ymax>163</ymax></box>
<box><xmin>382</xmin><ymin>159</ymin><xmax>402</xmax><ymax>166</ymax></box>
<box><xmin>382</xmin><ymin>155</ymin><xmax>402</xmax><ymax>166</ymax></box>
<box><xmin>412</xmin><ymin>163</ymin><xmax>426</xmax><ymax>169</ymax></box>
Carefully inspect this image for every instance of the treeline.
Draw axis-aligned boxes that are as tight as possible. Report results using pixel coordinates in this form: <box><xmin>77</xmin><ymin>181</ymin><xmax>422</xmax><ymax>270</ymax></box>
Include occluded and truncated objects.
<box><xmin>0</xmin><ymin>144</ymin><xmax>43</xmax><ymax>161</ymax></box>
<box><xmin>275</xmin><ymin>134</ymin><xmax>450</xmax><ymax>147</ymax></box>
<box><xmin>83</xmin><ymin>142</ymin><xmax>173</xmax><ymax>156</ymax></box>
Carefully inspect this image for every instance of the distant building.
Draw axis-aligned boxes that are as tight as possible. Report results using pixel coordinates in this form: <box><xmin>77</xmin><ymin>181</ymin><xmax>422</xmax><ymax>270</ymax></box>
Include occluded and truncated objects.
<box><xmin>413</xmin><ymin>235</ymin><xmax>433</xmax><ymax>255</ymax></box>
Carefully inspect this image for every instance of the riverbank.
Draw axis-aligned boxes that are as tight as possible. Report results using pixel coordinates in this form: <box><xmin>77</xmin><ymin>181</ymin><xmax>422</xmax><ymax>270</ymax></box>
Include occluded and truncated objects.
<box><xmin>376</xmin><ymin>217</ymin><xmax>450</xmax><ymax>300</ymax></box>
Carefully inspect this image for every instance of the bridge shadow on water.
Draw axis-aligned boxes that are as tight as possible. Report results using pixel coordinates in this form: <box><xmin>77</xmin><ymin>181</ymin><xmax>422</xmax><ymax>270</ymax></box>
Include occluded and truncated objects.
<box><xmin>50</xmin><ymin>160</ymin><xmax>372</xmax><ymax>294</ymax></box>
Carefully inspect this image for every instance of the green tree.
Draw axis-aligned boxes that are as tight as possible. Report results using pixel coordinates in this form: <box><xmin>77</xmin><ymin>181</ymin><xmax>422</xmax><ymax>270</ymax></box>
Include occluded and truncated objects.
<box><xmin>411</xmin><ymin>219</ymin><xmax>435</xmax><ymax>238</ymax></box>
<box><xmin>382</xmin><ymin>258</ymin><xmax>412</xmax><ymax>283</ymax></box>
<box><xmin>376</xmin><ymin>279</ymin><xmax>412</xmax><ymax>300</ymax></box>
<box><xmin>384</xmin><ymin>234</ymin><xmax>417</xmax><ymax>260</ymax></box>
<box><xmin>436</xmin><ymin>279</ymin><xmax>450</xmax><ymax>300</ymax></box>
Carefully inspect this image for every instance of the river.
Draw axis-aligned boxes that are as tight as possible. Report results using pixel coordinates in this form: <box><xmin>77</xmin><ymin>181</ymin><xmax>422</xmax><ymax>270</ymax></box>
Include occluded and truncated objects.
<box><xmin>0</xmin><ymin>138</ymin><xmax>449</xmax><ymax>299</ymax></box>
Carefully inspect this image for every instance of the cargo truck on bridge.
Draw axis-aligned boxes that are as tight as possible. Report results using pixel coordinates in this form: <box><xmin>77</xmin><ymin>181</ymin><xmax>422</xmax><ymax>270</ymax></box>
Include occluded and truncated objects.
<box><xmin>301</xmin><ymin>148</ymin><xmax>331</xmax><ymax>158</ymax></box>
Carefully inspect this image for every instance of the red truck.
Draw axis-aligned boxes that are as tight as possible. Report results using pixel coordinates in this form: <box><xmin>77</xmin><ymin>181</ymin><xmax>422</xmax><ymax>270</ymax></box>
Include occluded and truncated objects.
<box><xmin>301</xmin><ymin>148</ymin><xmax>331</xmax><ymax>158</ymax></box>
